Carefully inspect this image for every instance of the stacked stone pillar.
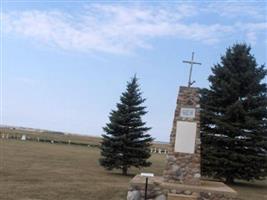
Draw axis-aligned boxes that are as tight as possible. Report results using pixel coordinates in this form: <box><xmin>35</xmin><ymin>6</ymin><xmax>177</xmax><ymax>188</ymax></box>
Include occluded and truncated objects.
<box><xmin>164</xmin><ymin>86</ymin><xmax>201</xmax><ymax>185</ymax></box>
<box><xmin>127</xmin><ymin>86</ymin><xmax>238</xmax><ymax>200</ymax></box>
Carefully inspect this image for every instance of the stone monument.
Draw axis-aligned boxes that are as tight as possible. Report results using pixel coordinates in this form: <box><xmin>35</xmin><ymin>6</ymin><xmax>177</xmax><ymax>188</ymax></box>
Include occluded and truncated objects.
<box><xmin>165</xmin><ymin>53</ymin><xmax>202</xmax><ymax>187</ymax></box>
<box><xmin>127</xmin><ymin>53</ymin><xmax>238</xmax><ymax>200</ymax></box>
<box><xmin>163</xmin><ymin>86</ymin><xmax>201</xmax><ymax>186</ymax></box>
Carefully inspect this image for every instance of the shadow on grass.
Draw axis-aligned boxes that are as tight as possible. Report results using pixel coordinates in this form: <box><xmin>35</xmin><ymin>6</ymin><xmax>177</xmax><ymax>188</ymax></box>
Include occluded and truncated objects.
<box><xmin>229</xmin><ymin>180</ymin><xmax>267</xmax><ymax>189</ymax></box>
<box><xmin>102</xmin><ymin>171</ymin><xmax>138</xmax><ymax>178</ymax></box>
<box><xmin>202</xmin><ymin>176</ymin><xmax>267</xmax><ymax>190</ymax></box>
<box><xmin>111</xmin><ymin>172</ymin><xmax>137</xmax><ymax>178</ymax></box>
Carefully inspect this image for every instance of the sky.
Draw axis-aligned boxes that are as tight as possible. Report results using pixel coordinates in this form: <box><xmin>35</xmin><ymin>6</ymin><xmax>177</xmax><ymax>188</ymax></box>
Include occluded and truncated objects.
<box><xmin>1</xmin><ymin>0</ymin><xmax>267</xmax><ymax>141</ymax></box>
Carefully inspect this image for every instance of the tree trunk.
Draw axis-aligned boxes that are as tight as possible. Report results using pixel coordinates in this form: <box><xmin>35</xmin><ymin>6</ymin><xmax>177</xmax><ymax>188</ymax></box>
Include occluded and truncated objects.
<box><xmin>225</xmin><ymin>176</ymin><xmax>234</xmax><ymax>184</ymax></box>
<box><xmin>122</xmin><ymin>166</ymin><xmax>128</xmax><ymax>176</ymax></box>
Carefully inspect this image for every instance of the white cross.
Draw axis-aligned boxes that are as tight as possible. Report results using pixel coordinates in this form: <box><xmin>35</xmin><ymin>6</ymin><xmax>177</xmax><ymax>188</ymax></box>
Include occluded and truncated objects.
<box><xmin>183</xmin><ymin>52</ymin><xmax>202</xmax><ymax>87</ymax></box>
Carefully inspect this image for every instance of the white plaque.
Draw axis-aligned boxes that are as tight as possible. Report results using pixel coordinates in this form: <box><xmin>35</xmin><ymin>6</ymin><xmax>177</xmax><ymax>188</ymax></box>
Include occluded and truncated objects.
<box><xmin>180</xmin><ymin>108</ymin><xmax>195</xmax><ymax>118</ymax></box>
<box><xmin>141</xmin><ymin>173</ymin><xmax>154</xmax><ymax>177</ymax></box>
<box><xmin>174</xmin><ymin>121</ymin><xmax>197</xmax><ymax>154</ymax></box>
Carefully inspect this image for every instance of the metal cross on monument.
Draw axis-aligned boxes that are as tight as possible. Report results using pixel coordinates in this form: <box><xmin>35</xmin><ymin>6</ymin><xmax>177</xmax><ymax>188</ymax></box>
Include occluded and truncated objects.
<box><xmin>183</xmin><ymin>52</ymin><xmax>202</xmax><ymax>87</ymax></box>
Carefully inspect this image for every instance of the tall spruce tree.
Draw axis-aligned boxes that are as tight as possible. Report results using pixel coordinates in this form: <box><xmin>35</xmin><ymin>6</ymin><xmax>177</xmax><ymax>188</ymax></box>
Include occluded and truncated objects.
<box><xmin>200</xmin><ymin>43</ymin><xmax>267</xmax><ymax>183</ymax></box>
<box><xmin>99</xmin><ymin>76</ymin><xmax>153</xmax><ymax>175</ymax></box>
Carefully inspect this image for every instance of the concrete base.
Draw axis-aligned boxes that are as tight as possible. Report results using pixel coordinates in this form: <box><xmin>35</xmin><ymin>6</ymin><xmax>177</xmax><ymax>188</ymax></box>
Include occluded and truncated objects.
<box><xmin>168</xmin><ymin>193</ymin><xmax>197</xmax><ymax>200</ymax></box>
<box><xmin>127</xmin><ymin>175</ymin><xmax>238</xmax><ymax>200</ymax></box>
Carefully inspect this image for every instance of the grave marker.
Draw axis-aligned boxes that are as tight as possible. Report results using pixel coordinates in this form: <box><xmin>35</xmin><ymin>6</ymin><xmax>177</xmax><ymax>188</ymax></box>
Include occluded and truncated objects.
<box><xmin>21</xmin><ymin>135</ymin><xmax>26</xmax><ymax>141</ymax></box>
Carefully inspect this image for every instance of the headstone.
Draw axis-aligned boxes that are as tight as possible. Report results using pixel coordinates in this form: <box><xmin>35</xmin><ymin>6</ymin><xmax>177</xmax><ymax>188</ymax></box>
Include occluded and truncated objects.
<box><xmin>164</xmin><ymin>86</ymin><xmax>201</xmax><ymax>185</ymax></box>
<box><xmin>21</xmin><ymin>135</ymin><xmax>26</xmax><ymax>141</ymax></box>
<box><xmin>158</xmin><ymin>148</ymin><xmax>162</xmax><ymax>154</ymax></box>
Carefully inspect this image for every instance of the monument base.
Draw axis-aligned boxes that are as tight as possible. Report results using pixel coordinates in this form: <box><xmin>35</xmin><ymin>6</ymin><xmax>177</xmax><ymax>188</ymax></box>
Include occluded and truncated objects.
<box><xmin>127</xmin><ymin>175</ymin><xmax>238</xmax><ymax>200</ymax></box>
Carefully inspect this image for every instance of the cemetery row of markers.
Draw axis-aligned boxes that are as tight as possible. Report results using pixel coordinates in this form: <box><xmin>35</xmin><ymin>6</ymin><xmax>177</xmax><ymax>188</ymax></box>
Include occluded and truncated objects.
<box><xmin>0</xmin><ymin>133</ymin><xmax>99</xmax><ymax>148</ymax></box>
<box><xmin>0</xmin><ymin>133</ymin><xmax>169</xmax><ymax>154</ymax></box>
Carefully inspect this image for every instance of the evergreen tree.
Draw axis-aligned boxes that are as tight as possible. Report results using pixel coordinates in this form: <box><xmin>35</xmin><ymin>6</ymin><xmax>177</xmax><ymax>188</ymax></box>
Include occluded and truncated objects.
<box><xmin>99</xmin><ymin>76</ymin><xmax>153</xmax><ymax>175</ymax></box>
<box><xmin>200</xmin><ymin>43</ymin><xmax>267</xmax><ymax>183</ymax></box>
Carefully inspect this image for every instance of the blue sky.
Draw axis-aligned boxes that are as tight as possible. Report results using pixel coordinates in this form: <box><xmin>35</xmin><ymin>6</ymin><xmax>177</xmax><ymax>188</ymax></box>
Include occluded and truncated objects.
<box><xmin>2</xmin><ymin>1</ymin><xmax>267</xmax><ymax>141</ymax></box>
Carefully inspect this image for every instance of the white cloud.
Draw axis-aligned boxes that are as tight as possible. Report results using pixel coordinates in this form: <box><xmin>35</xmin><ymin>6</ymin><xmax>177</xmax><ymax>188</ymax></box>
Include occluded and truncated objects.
<box><xmin>204</xmin><ymin>1</ymin><xmax>266</xmax><ymax>20</ymax></box>
<box><xmin>246</xmin><ymin>24</ymin><xmax>267</xmax><ymax>46</ymax></box>
<box><xmin>2</xmin><ymin>3</ymin><xmax>267</xmax><ymax>54</ymax></box>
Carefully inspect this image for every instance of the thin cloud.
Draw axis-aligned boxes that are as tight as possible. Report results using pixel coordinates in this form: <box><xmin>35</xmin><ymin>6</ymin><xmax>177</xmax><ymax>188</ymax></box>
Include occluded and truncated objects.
<box><xmin>205</xmin><ymin>1</ymin><xmax>266</xmax><ymax>20</ymax></box>
<box><xmin>3</xmin><ymin>3</ymin><xmax>266</xmax><ymax>54</ymax></box>
<box><xmin>242</xmin><ymin>23</ymin><xmax>267</xmax><ymax>46</ymax></box>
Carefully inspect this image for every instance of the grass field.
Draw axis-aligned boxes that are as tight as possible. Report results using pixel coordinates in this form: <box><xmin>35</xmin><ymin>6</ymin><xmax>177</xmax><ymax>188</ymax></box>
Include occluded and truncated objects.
<box><xmin>0</xmin><ymin>140</ymin><xmax>165</xmax><ymax>200</ymax></box>
<box><xmin>0</xmin><ymin>140</ymin><xmax>266</xmax><ymax>200</ymax></box>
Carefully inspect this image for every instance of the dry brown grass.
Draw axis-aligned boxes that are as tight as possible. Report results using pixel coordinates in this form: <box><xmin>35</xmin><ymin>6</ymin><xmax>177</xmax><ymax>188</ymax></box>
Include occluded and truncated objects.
<box><xmin>0</xmin><ymin>140</ymin><xmax>165</xmax><ymax>200</ymax></box>
<box><xmin>0</xmin><ymin>140</ymin><xmax>266</xmax><ymax>200</ymax></box>
<box><xmin>230</xmin><ymin>180</ymin><xmax>267</xmax><ymax>200</ymax></box>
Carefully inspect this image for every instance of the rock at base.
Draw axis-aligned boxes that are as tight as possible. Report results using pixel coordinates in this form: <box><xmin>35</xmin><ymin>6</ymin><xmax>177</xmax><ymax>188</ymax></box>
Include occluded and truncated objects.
<box><xmin>155</xmin><ymin>194</ymin><xmax>166</xmax><ymax>200</ymax></box>
<box><xmin>127</xmin><ymin>190</ymin><xmax>141</xmax><ymax>200</ymax></box>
